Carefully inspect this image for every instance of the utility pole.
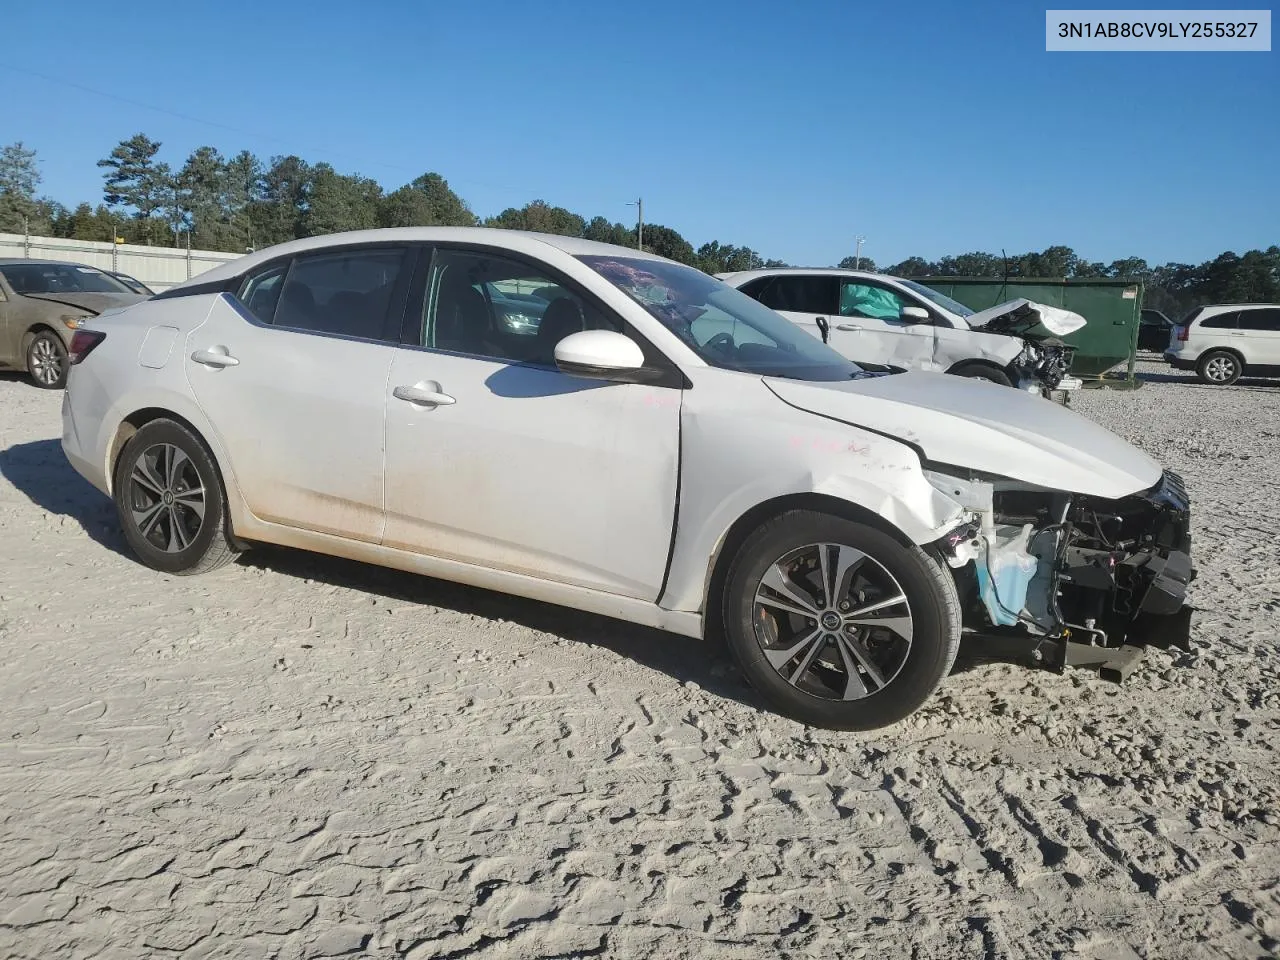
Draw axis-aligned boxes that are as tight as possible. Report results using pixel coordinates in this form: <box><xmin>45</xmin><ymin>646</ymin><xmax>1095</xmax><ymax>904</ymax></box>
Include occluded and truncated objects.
<box><xmin>854</xmin><ymin>235</ymin><xmax>866</xmax><ymax>270</ymax></box>
<box><xmin>627</xmin><ymin>197</ymin><xmax>643</xmax><ymax>250</ymax></box>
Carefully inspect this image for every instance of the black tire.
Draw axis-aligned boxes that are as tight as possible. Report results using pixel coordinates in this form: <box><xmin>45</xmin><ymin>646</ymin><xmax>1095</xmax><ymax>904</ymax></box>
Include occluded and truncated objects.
<box><xmin>722</xmin><ymin>511</ymin><xmax>961</xmax><ymax>731</ymax></box>
<box><xmin>950</xmin><ymin>362</ymin><xmax>1013</xmax><ymax>387</ymax></box>
<box><xmin>1196</xmin><ymin>350</ymin><xmax>1242</xmax><ymax>386</ymax></box>
<box><xmin>26</xmin><ymin>329</ymin><xmax>68</xmax><ymax>390</ymax></box>
<box><xmin>112</xmin><ymin>419</ymin><xmax>239</xmax><ymax>575</ymax></box>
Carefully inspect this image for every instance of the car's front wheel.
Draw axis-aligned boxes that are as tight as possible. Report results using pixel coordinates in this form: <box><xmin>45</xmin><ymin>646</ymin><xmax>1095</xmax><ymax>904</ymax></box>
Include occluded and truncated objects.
<box><xmin>722</xmin><ymin>511</ymin><xmax>960</xmax><ymax>730</ymax></box>
<box><xmin>950</xmin><ymin>361</ymin><xmax>1013</xmax><ymax>387</ymax></box>
<box><xmin>113</xmin><ymin>419</ymin><xmax>239</xmax><ymax>575</ymax></box>
<box><xmin>1196</xmin><ymin>349</ymin><xmax>1242</xmax><ymax>386</ymax></box>
<box><xmin>26</xmin><ymin>330</ymin><xmax>68</xmax><ymax>389</ymax></box>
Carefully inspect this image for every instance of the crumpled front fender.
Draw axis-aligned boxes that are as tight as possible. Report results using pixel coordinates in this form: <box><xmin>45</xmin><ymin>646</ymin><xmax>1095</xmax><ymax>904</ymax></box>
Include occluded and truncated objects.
<box><xmin>657</xmin><ymin>377</ymin><xmax>967</xmax><ymax>615</ymax></box>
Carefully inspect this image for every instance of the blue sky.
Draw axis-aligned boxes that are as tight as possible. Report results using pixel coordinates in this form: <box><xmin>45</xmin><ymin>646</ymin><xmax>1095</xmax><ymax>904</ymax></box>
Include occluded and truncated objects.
<box><xmin>3</xmin><ymin>0</ymin><xmax>1276</xmax><ymax>267</ymax></box>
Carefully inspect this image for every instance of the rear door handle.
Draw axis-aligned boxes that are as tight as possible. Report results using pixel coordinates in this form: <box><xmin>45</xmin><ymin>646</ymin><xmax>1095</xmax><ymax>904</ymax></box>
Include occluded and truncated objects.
<box><xmin>393</xmin><ymin>383</ymin><xmax>456</xmax><ymax>406</ymax></box>
<box><xmin>190</xmin><ymin>348</ymin><xmax>239</xmax><ymax>368</ymax></box>
<box><xmin>836</xmin><ymin>323</ymin><xmax>861</xmax><ymax>332</ymax></box>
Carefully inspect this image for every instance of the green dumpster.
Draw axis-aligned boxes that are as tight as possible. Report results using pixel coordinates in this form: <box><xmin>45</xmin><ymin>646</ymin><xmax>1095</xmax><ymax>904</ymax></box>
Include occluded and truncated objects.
<box><xmin>916</xmin><ymin>277</ymin><xmax>1143</xmax><ymax>382</ymax></box>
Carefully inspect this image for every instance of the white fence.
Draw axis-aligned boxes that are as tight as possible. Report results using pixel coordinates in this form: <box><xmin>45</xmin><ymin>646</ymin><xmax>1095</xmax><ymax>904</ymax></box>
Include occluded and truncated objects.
<box><xmin>0</xmin><ymin>232</ymin><xmax>244</xmax><ymax>291</ymax></box>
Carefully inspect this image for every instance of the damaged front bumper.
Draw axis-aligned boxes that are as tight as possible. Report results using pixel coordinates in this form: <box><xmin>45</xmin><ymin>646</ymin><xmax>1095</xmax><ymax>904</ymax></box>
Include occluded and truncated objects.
<box><xmin>1012</xmin><ymin>340</ymin><xmax>1079</xmax><ymax>400</ymax></box>
<box><xmin>941</xmin><ymin>469</ymin><xmax>1197</xmax><ymax>683</ymax></box>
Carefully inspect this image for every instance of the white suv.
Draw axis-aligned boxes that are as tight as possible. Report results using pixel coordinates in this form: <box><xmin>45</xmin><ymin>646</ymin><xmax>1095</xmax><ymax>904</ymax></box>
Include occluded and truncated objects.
<box><xmin>718</xmin><ymin>268</ymin><xmax>1085</xmax><ymax>397</ymax></box>
<box><xmin>1164</xmin><ymin>303</ymin><xmax>1280</xmax><ymax>385</ymax></box>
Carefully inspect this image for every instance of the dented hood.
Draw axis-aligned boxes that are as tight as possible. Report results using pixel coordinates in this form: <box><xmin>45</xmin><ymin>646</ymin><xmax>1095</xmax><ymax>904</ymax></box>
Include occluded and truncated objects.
<box><xmin>764</xmin><ymin>371</ymin><xmax>1161</xmax><ymax>500</ymax></box>
<box><xmin>21</xmin><ymin>291</ymin><xmax>143</xmax><ymax>315</ymax></box>
<box><xmin>964</xmin><ymin>298</ymin><xmax>1086</xmax><ymax>339</ymax></box>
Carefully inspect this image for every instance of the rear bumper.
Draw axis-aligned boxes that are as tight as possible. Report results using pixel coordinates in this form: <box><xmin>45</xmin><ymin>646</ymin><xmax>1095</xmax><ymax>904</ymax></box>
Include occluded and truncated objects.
<box><xmin>60</xmin><ymin>378</ymin><xmax>110</xmax><ymax>496</ymax></box>
<box><xmin>1163</xmin><ymin>351</ymin><xmax>1195</xmax><ymax>371</ymax></box>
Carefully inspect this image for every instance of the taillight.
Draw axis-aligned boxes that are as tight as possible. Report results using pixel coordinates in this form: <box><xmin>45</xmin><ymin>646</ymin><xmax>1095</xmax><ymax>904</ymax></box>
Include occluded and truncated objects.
<box><xmin>68</xmin><ymin>330</ymin><xmax>106</xmax><ymax>364</ymax></box>
<box><xmin>1176</xmin><ymin>325</ymin><xmax>1189</xmax><ymax>342</ymax></box>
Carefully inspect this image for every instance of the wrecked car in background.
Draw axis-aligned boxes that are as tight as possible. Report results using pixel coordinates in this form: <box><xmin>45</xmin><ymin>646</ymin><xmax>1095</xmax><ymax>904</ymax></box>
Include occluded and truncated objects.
<box><xmin>0</xmin><ymin>259</ymin><xmax>145</xmax><ymax>389</ymax></box>
<box><xmin>718</xmin><ymin>267</ymin><xmax>1084</xmax><ymax>399</ymax></box>
<box><xmin>61</xmin><ymin>227</ymin><xmax>1193</xmax><ymax>731</ymax></box>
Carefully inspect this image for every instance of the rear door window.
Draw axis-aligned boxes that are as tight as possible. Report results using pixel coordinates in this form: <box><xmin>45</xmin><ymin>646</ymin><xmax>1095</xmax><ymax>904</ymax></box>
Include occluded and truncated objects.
<box><xmin>237</xmin><ymin>247</ymin><xmax>410</xmax><ymax>342</ymax></box>
<box><xmin>1198</xmin><ymin>311</ymin><xmax>1238</xmax><ymax>330</ymax></box>
<box><xmin>752</xmin><ymin>275</ymin><xmax>838</xmax><ymax>314</ymax></box>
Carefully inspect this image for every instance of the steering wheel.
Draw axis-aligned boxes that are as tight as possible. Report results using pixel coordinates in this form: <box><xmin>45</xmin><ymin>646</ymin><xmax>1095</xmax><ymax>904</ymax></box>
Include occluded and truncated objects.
<box><xmin>703</xmin><ymin>331</ymin><xmax>737</xmax><ymax>356</ymax></box>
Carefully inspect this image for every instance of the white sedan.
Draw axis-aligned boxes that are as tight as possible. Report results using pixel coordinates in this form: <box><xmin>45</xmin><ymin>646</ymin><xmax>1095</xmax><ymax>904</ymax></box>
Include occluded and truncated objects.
<box><xmin>717</xmin><ymin>267</ymin><xmax>1085</xmax><ymax>397</ymax></box>
<box><xmin>61</xmin><ymin>228</ymin><xmax>1195</xmax><ymax>730</ymax></box>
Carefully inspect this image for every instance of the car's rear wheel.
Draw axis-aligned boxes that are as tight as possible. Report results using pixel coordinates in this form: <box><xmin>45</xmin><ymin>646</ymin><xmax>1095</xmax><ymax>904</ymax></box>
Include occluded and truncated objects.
<box><xmin>722</xmin><ymin>511</ymin><xmax>960</xmax><ymax>730</ymax></box>
<box><xmin>950</xmin><ymin>361</ymin><xmax>1013</xmax><ymax>387</ymax></box>
<box><xmin>1196</xmin><ymin>350</ymin><xmax>1242</xmax><ymax>386</ymax></box>
<box><xmin>113</xmin><ymin>419</ymin><xmax>239</xmax><ymax>575</ymax></box>
<box><xmin>26</xmin><ymin>330</ymin><xmax>68</xmax><ymax>389</ymax></box>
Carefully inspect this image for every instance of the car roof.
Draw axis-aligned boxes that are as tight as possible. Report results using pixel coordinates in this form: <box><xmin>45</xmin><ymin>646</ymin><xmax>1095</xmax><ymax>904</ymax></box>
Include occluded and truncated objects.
<box><xmin>164</xmin><ymin>227</ymin><xmax>672</xmax><ymax>293</ymax></box>
<box><xmin>717</xmin><ymin>267</ymin><xmax>893</xmax><ymax>283</ymax></box>
<box><xmin>0</xmin><ymin>258</ymin><xmax>110</xmax><ymax>268</ymax></box>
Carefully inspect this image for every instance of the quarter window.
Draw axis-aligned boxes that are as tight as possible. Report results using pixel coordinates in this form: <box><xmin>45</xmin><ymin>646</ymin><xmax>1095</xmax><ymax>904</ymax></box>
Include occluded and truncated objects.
<box><xmin>1236</xmin><ymin>308</ymin><xmax>1280</xmax><ymax>332</ymax></box>
<box><xmin>422</xmin><ymin>249</ymin><xmax>619</xmax><ymax>366</ymax></box>
<box><xmin>239</xmin><ymin>264</ymin><xmax>286</xmax><ymax>324</ymax></box>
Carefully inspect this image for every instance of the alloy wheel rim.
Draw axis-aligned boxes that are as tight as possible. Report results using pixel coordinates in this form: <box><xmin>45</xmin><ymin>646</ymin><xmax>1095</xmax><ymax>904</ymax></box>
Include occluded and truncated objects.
<box><xmin>1206</xmin><ymin>357</ymin><xmax>1235</xmax><ymax>382</ymax></box>
<box><xmin>127</xmin><ymin>443</ymin><xmax>206</xmax><ymax>553</ymax></box>
<box><xmin>30</xmin><ymin>338</ymin><xmax>63</xmax><ymax>386</ymax></box>
<box><xmin>752</xmin><ymin>542</ymin><xmax>913</xmax><ymax>701</ymax></box>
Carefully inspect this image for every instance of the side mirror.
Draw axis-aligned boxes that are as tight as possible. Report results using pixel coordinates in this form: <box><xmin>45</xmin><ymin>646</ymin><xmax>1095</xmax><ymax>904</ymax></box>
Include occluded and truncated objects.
<box><xmin>554</xmin><ymin>329</ymin><xmax>647</xmax><ymax>381</ymax></box>
<box><xmin>900</xmin><ymin>306</ymin><xmax>930</xmax><ymax>323</ymax></box>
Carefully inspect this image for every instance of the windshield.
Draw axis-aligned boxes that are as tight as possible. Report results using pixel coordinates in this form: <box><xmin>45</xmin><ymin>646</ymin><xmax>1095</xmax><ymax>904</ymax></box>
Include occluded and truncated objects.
<box><xmin>111</xmin><ymin>272</ymin><xmax>154</xmax><ymax>295</ymax></box>
<box><xmin>1</xmin><ymin>263</ymin><xmax>135</xmax><ymax>296</ymax></box>
<box><xmin>898</xmin><ymin>279</ymin><xmax>975</xmax><ymax>319</ymax></box>
<box><xmin>578</xmin><ymin>255</ymin><xmax>863</xmax><ymax>381</ymax></box>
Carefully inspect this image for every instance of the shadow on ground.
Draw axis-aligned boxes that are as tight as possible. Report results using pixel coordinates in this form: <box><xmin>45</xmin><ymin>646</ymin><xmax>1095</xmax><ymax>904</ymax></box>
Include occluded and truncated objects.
<box><xmin>1135</xmin><ymin>367</ymin><xmax>1278</xmax><ymax>391</ymax></box>
<box><xmin>1</xmin><ymin>433</ymin><xmax>1054</xmax><ymax>714</ymax></box>
<box><xmin>0</xmin><ymin>438</ymin><xmax>127</xmax><ymax>555</ymax></box>
<box><xmin>0</xmin><ymin>437</ymin><xmax>759</xmax><ymax>711</ymax></box>
<box><xmin>239</xmin><ymin>543</ymin><xmax>761</xmax><ymax>711</ymax></box>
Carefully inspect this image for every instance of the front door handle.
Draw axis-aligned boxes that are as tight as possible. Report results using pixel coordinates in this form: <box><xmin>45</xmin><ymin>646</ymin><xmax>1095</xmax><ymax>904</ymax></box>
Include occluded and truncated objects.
<box><xmin>835</xmin><ymin>323</ymin><xmax>862</xmax><ymax>332</ymax></box>
<box><xmin>393</xmin><ymin>382</ymin><xmax>456</xmax><ymax>406</ymax></box>
<box><xmin>190</xmin><ymin>347</ymin><xmax>239</xmax><ymax>368</ymax></box>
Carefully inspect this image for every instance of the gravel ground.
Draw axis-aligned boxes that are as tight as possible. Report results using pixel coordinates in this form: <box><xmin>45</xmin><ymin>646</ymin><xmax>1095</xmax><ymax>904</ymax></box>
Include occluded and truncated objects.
<box><xmin>1</xmin><ymin>359</ymin><xmax>1278</xmax><ymax>959</ymax></box>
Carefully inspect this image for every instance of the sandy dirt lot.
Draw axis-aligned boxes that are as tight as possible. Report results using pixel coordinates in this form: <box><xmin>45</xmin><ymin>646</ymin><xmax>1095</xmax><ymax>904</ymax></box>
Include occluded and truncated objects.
<box><xmin>1</xmin><ymin>361</ymin><xmax>1278</xmax><ymax>959</ymax></box>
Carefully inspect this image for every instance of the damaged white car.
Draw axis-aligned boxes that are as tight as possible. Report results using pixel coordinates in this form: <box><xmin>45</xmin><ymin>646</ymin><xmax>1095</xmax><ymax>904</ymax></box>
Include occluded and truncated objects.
<box><xmin>60</xmin><ymin>228</ymin><xmax>1193</xmax><ymax>731</ymax></box>
<box><xmin>718</xmin><ymin>267</ymin><xmax>1084</xmax><ymax>398</ymax></box>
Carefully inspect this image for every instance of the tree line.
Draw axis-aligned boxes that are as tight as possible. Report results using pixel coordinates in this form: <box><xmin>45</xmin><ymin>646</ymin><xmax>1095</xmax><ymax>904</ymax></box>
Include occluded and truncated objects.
<box><xmin>1</xmin><ymin>135</ymin><xmax>1275</xmax><ymax>316</ymax></box>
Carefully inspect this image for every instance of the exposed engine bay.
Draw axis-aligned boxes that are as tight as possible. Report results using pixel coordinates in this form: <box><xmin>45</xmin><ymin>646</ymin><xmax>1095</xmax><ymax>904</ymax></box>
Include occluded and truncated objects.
<box><xmin>967</xmin><ymin>298</ymin><xmax>1086</xmax><ymax>399</ymax></box>
<box><xmin>930</xmin><ymin>469</ymin><xmax>1195</xmax><ymax>680</ymax></box>
<box><xmin>1011</xmin><ymin>338</ymin><xmax>1076</xmax><ymax>392</ymax></box>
